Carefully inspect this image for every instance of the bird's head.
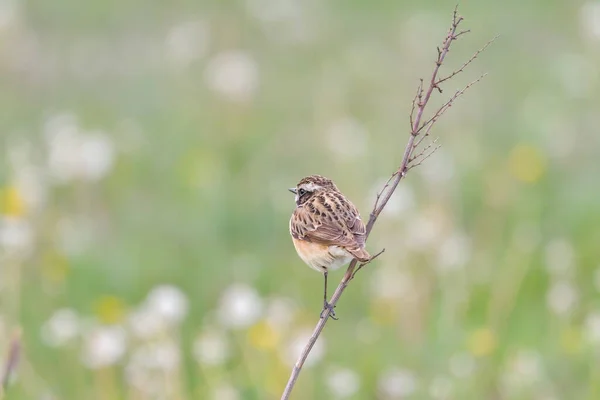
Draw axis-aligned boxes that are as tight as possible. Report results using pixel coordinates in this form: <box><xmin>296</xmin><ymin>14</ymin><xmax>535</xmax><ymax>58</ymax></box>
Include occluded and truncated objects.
<box><xmin>288</xmin><ymin>175</ymin><xmax>339</xmax><ymax>206</ymax></box>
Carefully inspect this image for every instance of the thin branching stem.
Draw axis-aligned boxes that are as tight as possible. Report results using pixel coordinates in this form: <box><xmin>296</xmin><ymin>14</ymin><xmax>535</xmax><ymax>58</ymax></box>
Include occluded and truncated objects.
<box><xmin>280</xmin><ymin>6</ymin><xmax>494</xmax><ymax>399</ymax></box>
<box><xmin>435</xmin><ymin>35</ymin><xmax>499</xmax><ymax>87</ymax></box>
<box><xmin>1</xmin><ymin>329</ymin><xmax>21</xmax><ymax>396</ymax></box>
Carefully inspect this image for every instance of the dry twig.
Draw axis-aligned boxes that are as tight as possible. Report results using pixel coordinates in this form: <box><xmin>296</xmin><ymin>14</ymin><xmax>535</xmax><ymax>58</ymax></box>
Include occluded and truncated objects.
<box><xmin>281</xmin><ymin>6</ymin><xmax>494</xmax><ymax>399</ymax></box>
<box><xmin>1</xmin><ymin>329</ymin><xmax>22</xmax><ymax>397</ymax></box>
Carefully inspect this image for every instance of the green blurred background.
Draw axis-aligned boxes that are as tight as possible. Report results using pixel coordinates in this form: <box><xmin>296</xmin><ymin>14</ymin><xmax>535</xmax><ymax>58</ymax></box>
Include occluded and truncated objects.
<box><xmin>1</xmin><ymin>0</ymin><xmax>600</xmax><ymax>399</ymax></box>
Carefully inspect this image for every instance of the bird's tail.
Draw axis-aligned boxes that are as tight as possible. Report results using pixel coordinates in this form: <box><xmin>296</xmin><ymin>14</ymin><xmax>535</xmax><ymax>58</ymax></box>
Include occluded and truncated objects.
<box><xmin>347</xmin><ymin>247</ymin><xmax>371</xmax><ymax>262</ymax></box>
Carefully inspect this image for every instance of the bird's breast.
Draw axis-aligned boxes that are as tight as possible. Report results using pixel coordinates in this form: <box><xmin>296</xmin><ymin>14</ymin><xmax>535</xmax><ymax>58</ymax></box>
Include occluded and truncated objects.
<box><xmin>292</xmin><ymin>238</ymin><xmax>352</xmax><ymax>273</ymax></box>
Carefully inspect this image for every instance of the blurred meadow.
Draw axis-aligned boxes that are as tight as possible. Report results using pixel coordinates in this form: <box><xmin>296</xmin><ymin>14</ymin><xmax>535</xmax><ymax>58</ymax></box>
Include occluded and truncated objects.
<box><xmin>1</xmin><ymin>0</ymin><xmax>600</xmax><ymax>399</ymax></box>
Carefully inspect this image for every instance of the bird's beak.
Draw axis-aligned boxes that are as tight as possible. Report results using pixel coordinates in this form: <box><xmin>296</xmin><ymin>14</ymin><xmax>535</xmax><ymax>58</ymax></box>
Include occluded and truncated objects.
<box><xmin>288</xmin><ymin>187</ymin><xmax>297</xmax><ymax>194</ymax></box>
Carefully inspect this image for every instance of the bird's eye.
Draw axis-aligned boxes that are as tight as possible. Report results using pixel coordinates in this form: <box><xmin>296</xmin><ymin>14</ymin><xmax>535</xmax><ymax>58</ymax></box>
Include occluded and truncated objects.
<box><xmin>298</xmin><ymin>188</ymin><xmax>306</xmax><ymax>196</ymax></box>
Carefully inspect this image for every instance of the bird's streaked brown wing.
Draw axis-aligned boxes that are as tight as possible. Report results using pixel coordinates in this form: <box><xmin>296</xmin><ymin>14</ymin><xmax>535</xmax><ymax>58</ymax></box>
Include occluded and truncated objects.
<box><xmin>289</xmin><ymin>192</ymin><xmax>369</xmax><ymax>260</ymax></box>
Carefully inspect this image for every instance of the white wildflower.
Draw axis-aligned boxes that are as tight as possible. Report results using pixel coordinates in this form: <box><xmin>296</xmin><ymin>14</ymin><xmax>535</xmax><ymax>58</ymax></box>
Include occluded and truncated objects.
<box><xmin>544</xmin><ymin>238</ymin><xmax>575</xmax><ymax>277</ymax></box>
<box><xmin>145</xmin><ymin>285</ymin><xmax>189</xmax><ymax>325</ymax></box>
<box><xmin>217</xmin><ymin>284</ymin><xmax>263</xmax><ymax>328</ymax></box>
<box><xmin>378</xmin><ymin>368</ymin><xmax>418</xmax><ymax>398</ymax></box>
<box><xmin>437</xmin><ymin>232</ymin><xmax>471</xmax><ymax>272</ymax></box>
<box><xmin>14</xmin><ymin>167</ymin><xmax>46</xmax><ymax>211</ymax></box>
<box><xmin>265</xmin><ymin>296</ymin><xmax>297</xmax><ymax>331</ymax></box>
<box><xmin>370</xmin><ymin>267</ymin><xmax>414</xmax><ymax>300</ymax></box>
<box><xmin>405</xmin><ymin>213</ymin><xmax>443</xmax><ymax>251</ymax></box>
<box><xmin>41</xmin><ymin>308</ymin><xmax>80</xmax><ymax>347</ymax></box>
<box><xmin>193</xmin><ymin>328</ymin><xmax>230</xmax><ymax>366</ymax></box>
<box><xmin>327</xmin><ymin>117</ymin><xmax>368</xmax><ymax>157</ymax></box>
<box><xmin>0</xmin><ymin>217</ymin><xmax>33</xmax><ymax>255</ymax></box>
<box><xmin>284</xmin><ymin>329</ymin><xmax>325</xmax><ymax>367</ymax></box>
<box><xmin>6</xmin><ymin>140</ymin><xmax>47</xmax><ymax>212</ymax></box>
<box><xmin>81</xmin><ymin>325</ymin><xmax>127</xmax><ymax>369</ymax></box>
<box><xmin>368</xmin><ymin>181</ymin><xmax>415</xmax><ymax>219</ymax></box>
<box><xmin>204</xmin><ymin>50</ymin><xmax>259</xmax><ymax>103</ymax></box>
<box><xmin>166</xmin><ymin>20</ymin><xmax>209</xmax><ymax>69</ymax></box>
<box><xmin>500</xmin><ymin>350</ymin><xmax>543</xmax><ymax>394</ymax></box>
<box><xmin>128</xmin><ymin>304</ymin><xmax>165</xmax><ymax>339</ymax></box>
<box><xmin>45</xmin><ymin>113</ymin><xmax>114</xmax><ymax>183</ymax></box>
<box><xmin>327</xmin><ymin>367</ymin><xmax>360</xmax><ymax>398</ymax></box>
<box><xmin>78</xmin><ymin>131</ymin><xmax>114</xmax><ymax>181</ymax></box>
<box><xmin>546</xmin><ymin>280</ymin><xmax>578</xmax><ymax>316</ymax></box>
<box><xmin>130</xmin><ymin>340</ymin><xmax>181</xmax><ymax>372</ymax></box>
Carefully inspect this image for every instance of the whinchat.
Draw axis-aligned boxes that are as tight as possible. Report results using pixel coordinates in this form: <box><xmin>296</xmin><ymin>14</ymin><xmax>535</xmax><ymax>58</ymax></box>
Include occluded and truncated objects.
<box><xmin>289</xmin><ymin>175</ymin><xmax>370</xmax><ymax>319</ymax></box>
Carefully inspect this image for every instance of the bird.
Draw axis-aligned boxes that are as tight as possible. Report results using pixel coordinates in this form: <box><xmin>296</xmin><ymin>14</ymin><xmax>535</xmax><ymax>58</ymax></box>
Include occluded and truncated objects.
<box><xmin>289</xmin><ymin>175</ymin><xmax>370</xmax><ymax>319</ymax></box>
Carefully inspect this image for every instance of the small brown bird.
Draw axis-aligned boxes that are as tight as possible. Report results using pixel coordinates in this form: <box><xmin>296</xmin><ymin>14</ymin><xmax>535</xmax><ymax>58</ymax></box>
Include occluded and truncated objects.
<box><xmin>289</xmin><ymin>175</ymin><xmax>370</xmax><ymax>319</ymax></box>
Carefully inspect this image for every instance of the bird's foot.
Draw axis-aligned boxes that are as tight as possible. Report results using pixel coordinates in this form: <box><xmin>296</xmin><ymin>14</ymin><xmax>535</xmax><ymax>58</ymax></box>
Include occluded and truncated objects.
<box><xmin>320</xmin><ymin>301</ymin><xmax>338</xmax><ymax>320</ymax></box>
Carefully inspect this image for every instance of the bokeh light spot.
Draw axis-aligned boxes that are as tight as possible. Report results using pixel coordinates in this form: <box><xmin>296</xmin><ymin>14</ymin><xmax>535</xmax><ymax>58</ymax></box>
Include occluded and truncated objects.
<box><xmin>248</xmin><ymin>320</ymin><xmax>280</xmax><ymax>350</ymax></box>
<box><xmin>94</xmin><ymin>296</ymin><xmax>127</xmax><ymax>325</ymax></box>
<box><xmin>560</xmin><ymin>327</ymin><xmax>582</xmax><ymax>355</ymax></box>
<box><xmin>0</xmin><ymin>186</ymin><xmax>26</xmax><ymax>217</ymax></box>
<box><xmin>41</xmin><ymin>251</ymin><xmax>70</xmax><ymax>283</ymax></box>
<box><xmin>508</xmin><ymin>144</ymin><xmax>546</xmax><ymax>183</ymax></box>
<box><xmin>468</xmin><ymin>328</ymin><xmax>497</xmax><ymax>357</ymax></box>
<box><xmin>370</xmin><ymin>298</ymin><xmax>397</xmax><ymax>326</ymax></box>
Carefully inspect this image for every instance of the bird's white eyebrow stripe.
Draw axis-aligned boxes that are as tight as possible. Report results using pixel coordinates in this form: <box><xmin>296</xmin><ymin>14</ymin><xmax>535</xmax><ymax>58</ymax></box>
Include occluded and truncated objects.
<box><xmin>300</xmin><ymin>182</ymin><xmax>322</xmax><ymax>192</ymax></box>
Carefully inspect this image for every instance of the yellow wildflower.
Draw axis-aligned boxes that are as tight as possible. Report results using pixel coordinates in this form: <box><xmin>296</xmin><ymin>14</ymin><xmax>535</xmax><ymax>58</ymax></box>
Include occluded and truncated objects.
<box><xmin>94</xmin><ymin>296</ymin><xmax>127</xmax><ymax>324</ymax></box>
<box><xmin>468</xmin><ymin>327</ymin><xmax>497</xmax><ymax>357</ymax></box>
<box><xmin>248</xmin><ymin>320</ymin><xmax>280</xmax><ymax>350</ymax></box>
<box><xmin>508</xmin><ymin>144</ymin><xmax>546</xmax><ymax>183</ymax></box>
<box><xmin>1</xmin><ymin>186</ymin><xmax>26</xmax><ymax>217</ymax></box>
